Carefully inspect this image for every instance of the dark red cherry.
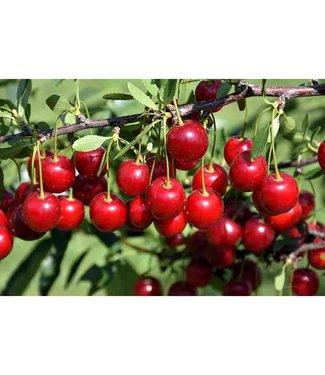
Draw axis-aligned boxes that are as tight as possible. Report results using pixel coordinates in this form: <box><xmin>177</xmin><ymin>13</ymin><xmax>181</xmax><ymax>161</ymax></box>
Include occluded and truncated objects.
<box><xmin>168</xmin><ymin>281</ymin><xmax>197</xmax><ymax>296</ymax></box>
<box><xmin>266</xmin><ymin>202</ymin><xmax>302</xmax><ymax>233</ymax></box>
<box><xmin>195</xmin><ymin>79</ymin><xmax>223</xmax><ymax>112</ymax></box>
<box><xmin>74</xmin><ymin>147</ymin><xmax>106</xmax><ymax>178</ymax></box>
<box><xmin>146</xmin><ymin>156</ymin><xmax>176</xmax><ymax>180</ymax></box>
<box><xmin>318</xmin><ymin>140</ymin><xmax>325</xmax><ymax>171</ymax></box>
<box><xmin>207</xmin><ymin>218</ymin><xmax>242</xmax><ymax>247</ymax></box>
<box><xmin>185</xmin><ymin>258</ymin><xmax>212</xmax><ymax>287</ymax></box>
<box><xmin>187</xmin><ymin>230</ymin><xmax>209</xmax><ymax>256</ymax></box>
<box><xmin>10</xmin><ymin>206</ymin><xmax>45</xmax><ymax>241</ymax></box>
<box><xmin>205</xmin><ymin>245</ymin><xmax>235</xmax><ymax>268</ymax></box>
<box><xmin>134</xmin><ymin>276</ymin><xmax>162</xmax><ymax>296</ymax></box>
<box><xmin>292</xmin><ymin>268</ymin><xmax>319</xmax><ymax>296</ymax></box>
<box><xmin>252</xmin><ymin>188</ymin><xmax>269</xmax><ymax>216</ymax></box>
<box><xmin>174</xmin><ymin>158</ymin><xmax>199</xmax><ymax>171</ymax></box>
<box><xmin>89</xmin><ymin>192</ymin><xmax>127</xmax><ymax>232</ymax></box>
<box><xmin>224</xmin><ymin>199</ymin><xmax>252</xmax><ymax>225</ymax></box>
<box><xmin>73</xmin><ymin>175</ymin><xmax>107</xmax><ymax>205</ymax></box>
<box><xmin>222</xmin><ymin>279</ymin><xmax>252</xmax><ymax>296</ymax></box>
<box><xmin>147</xmin><ymin>177</ymin><xmax>186</xmax><ymax>220</ymax></box>
<box><xmin>0</xmin><ymin>209</ymin><xmax>9</xmax><ymax>228</ymax></box>
<box><xmin>27</xmin><ymin>149</ymin><xmax>53</xmax><ymax>180</ymax></box>
<box><xmin>167</xmin><ymin>119</ymin><xmax>208</xmax><ymax>162</ymax></box>
<box><xmin>154</xmin><ymin>210</ymin><xmax>187</xmax><ymax>237</ymax></box>
<box><xmin>0</xmin><ymin>190</ymin><xmax>15</xmax><ymax>212</ymax></box>
<box><xmin>0</xmin><ymin>226</ymin><xmax>14</xmax><ymax>260</ymax></box>
<box><xmin>192</xmin><ymin>163</ymin><xmax>228</xmax><ymax>196</ymax></box>
<box><xmin>127</xmin><ymin>195</ymin><xmax>153</xmax><ymax>230</ymax></box>
<box><xmin>308</xmin><ymin>234</ymin><xmax>325</xmax><ymax>269</ymax></box>
<box><xmin>56</xmin><ymin>196</ymin><xmax>85</xmax><ymax>231</ymax></box>
<box><xmin>242</xmin><ymin>216</ymin><xmax>275</xmax><ymax>253</ymax></box>
<box><xmin>185</xmin><ymin>188</ymin><xmax>224</xmax><ymax>229</ymax></box>
<box><xmin>299</xmin><ymin>190</ymin><xmax>315</xmax><ymax>220</ymax></box>
<box><xmin>116</xmin><ymin>159</ymin><xmax>150</xmax><ymax>197</ymax></box>
<box><xmin>232</xmin><ymin>259</ymin><xmax>262</xmax><ymax>291</ymax></box>
<box><xmin>15</xmin><ymin>182</ymin><xmax>40</xmax><ymax>206</ymax></box>
<box><xmin>22</xmin><ymin>192</ymin><xmax>61</xmax><ymax>232</ymax></box>
<box><xmin>224</xmin><ymin>136</ymin><xmax>253</xmax><ymax>166</ymax></box>
<box><xmin>165</xmin><ymin>233</ymin><xmax>186</xmax><ymax>247</ymax></box>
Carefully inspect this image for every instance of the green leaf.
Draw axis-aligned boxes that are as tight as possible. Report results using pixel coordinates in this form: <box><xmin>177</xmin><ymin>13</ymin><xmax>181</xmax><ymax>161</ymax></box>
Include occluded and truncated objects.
<box><xmin>64</xmin><ymin>112</ymin><xmax>76</xmax><ymax>124</ymax></box>
<box><xmin>274</xmin><ymin>266</ymin><xmax>286</xmax><ymax>293</ymax></box>
<box><xmin>217</xmin><ymin>83</ymin><xmax>232</xmax><ymax>98</ymax></box>
<box><xmin>267</xmin><ymin>115</ymin><xmax>280</xmax><ymax>143</ymax></box>
<box><xmin>282</xmin><ymin>131</ymin><xmax>304</xmax><ymax>143</ymax></box>
<box><xmin>162</xmin><ymin>79</ymin><xmax>178</xmax><ymax>105</ymax></box>
<box><xmin>80</xmin><ymin>264</ymin><xmax>114</xmax><ymax>296</ymax></box>
<box><xmin>0</xmin><ymin>139</ymin><xmax>33</xmax><ymax>160</ymax></box>
<box><xmin>251</xmin><ymin>122</ymin><xmax>270</xmax><ymax>158</ymax></box>
<box><xmin>127</xmin><ymin>83</ymin><xmax>158</xmax><ymax>110</ymax></box>
<box><xmin>65</xmin><ymin>250</ymin><xmax>89</xmax><ymax>288</ymax></box>
<box><xmin>102</xmin><ymin>93</ymin><xmax>133</xmax><ymax>100</ymax></box>
<box><xmin>72</xmin><ymin>135</ymin><xmax>110</xmax><ymax>152</ymax></box>
<box><xmin>283</xmin><ymin>115</ymin><xmax>295</xmax><ymax>131</ymax></box>
<box><xmin>303</xmin><ymin>166</ymin><xmax>324</xmax><ymax>180</ymax></box>
<box><xmin>46</xmin><ymin>95</ymin><xmax>71</xmax><ymax>114</ymax></box>
<box><xmin>142</xmin><ymin>80</ymin><xmax>159</xmax><ymax>97</ymax></box>
<box><xmin>302</xmin><ymin>114</ymin><xmax>310</xmax><ymax>138</ymax></box>
<box><xmin>0</xmin><ymin>111</ymin><xmax>14</xmax><ymax>120</ymax></box>
<box><xmin>16</xmin><ymin>79</ymin><xmax>32</xmax><ymax>112</ymax></box>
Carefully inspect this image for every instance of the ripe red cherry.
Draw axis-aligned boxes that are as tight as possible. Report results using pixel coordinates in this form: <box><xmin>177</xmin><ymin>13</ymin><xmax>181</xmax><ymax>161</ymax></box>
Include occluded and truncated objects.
<box><xmin>73</xmin><ymin>175</ymin><xmax>107</xmax><ymax>205</ymax></box>
<box><xmin>15</xmin><ymin>182</ymin><xmax>39</xmax><ymax>206</ymax></box>
<box><xmin>39</xmin><ymin>155</ymin><xmax>75</xmax><ymax>193</ymax></box>
<box><xmin>185</xmin><ymin>189</ymin><xmax>224</xmax><ymax>229</ymax></box>
<box><xmin>242</xmin><ymin>216</ymin><xmax>275</xmax><ymax>253</ymax></box>
<box><xmin>252</xmin><ymin>188</ymin><xmax>269</xmax><ymax>216</ymax></box>
<box><xmin>154</xmin><ymin>211</ymin><xmax>187</xmax><ymax>237</ymax></box>
<box><xmin>185</xmin><ymin>258</ymin><xmax>212</xmax><ymax>288</ymax></box>
<box><xmin>165</xmin><ymin>233</ymin><xmax>186</xmax><ymax>247</ymax></box>
<box><xmin>10</xmin><ymin>206</ymin><xmax>45</xmax><ymax>241</ymax></box>
<box><xmin>224</xmin><ymin>136</ymin><xmax>253</xmax><ymax>166</ymax></box>
<box><xmin>253</xmin><ymin>172</ymin><xmax>299</xmax><ymax>215</ymax></box>
<box><xmin>266</xmin><ymin>202</ymin><xmax>302</xmax><ymax>233</ymax></box>
<box><xmin>134</xmin><ymin>276</ymin><xmax>162</xmax><ymax>296</ymax></box>
<box><xmin>292</xmin><ymin>268</ymin><xmax>319</xmax><ymax>296</ymax></box>
<box><xmin>232</xmin><ymin>259</ymin><xmax>262</xmax><ymax>291</ymax></box>
<box><xmin>299</xmin><ymin>190</ymin><xmax>315</xmax><ymax>220</ymax></box>
<box><xmin>224</xmin><ymin>199</ymin><xmax>252</xmax><ymax>225</ymax></box>
<box><xmin>146</xmin><ymin>156</ymin><xmax>176</xmax><ymax>180</ymax></box>
<box><xmin>207</xmin><ymin>218</ymin><xmax>242</xmax><ymax>247</ymax></box>
<box><xmin>173</xmin><ymin>157</ymin><xmax>198</xmax><ymax>171</ymax></box>
<box><xmin>147</xmin><ymin>177</ymin><xmax>186</xmax><ymax>220</ymax></box>
<box><xmin>56</xmin><ymin>196</ymin><xmax>85</xmax><ymax>231</ymax></box>
<box><xmin>222</xmin><ymin>279</ymin><xmax>252</xmax><ymax>296</ymax></box>
<box><xmin>127</xmin><ymin>195</ymin><xmax>153</xmax><ymax>230</ymax></box>
<box><xmin>89</xmin><ymin>192</ymin><xmax>127</xmax><ymax>232</ymax></box>
<box><xmin>116</xmin><ymin>159</ymin><xmax>150</xmax><ymax>197</ymax></box>
<box><xmin>22</xmin><ymin>192</ymin><xmax>61</xmax><ymax>232</ymax></box>
<box><xmin>187</xmin><ymin>230</ymin><xmax>209</xmax><ymax>256</ymax></box>
<box><xmin>0</xmin><ymin>209</ymin><xmax>9</xmax><ymax>228</ymax></box>
<box><xmin>229</xmin><ymin>151</ymin><xmax>267</xmax><ymax>192</ymax></box>
<box><xmin>74</xmin><ymin>147</ymin><xmax>106</xmax><ymax>178</ymax></box>
<box><xmin>167</xmin><ymin>119</ymin><xmax>208</xmax><ymax>163</ymax></box>
<box><xmin>27</xmin><ymin>149</ymin><xmax>53</xmax><ymax>180</ymax></box>
<box><xmin>195</xmin><ymin>79</ymin><xmax>223</xmax><ymax>112</ymax></box>
<box><xmin>308</xmin><ymin>242</ymin><xmax>325</xmax><ymax>270</ymax></box>
<box><xmin>0</xmin><ymin>226</ymin><xmax>14</xmax><ymax>260</ymax></box>
<box><xmin>318</xmin><ymin>140</ymin><xmax>325</xmax><ymax>170</ymax></box>
<box><xmin>168</xmin><ymin>281</ymin><xmax>197</xmax><ymax>296</ymax></box>
<box><xmin>192</xmin><ymin>163</ymin><xmax>228</xmax><ymax>196</ymax></box>
<box><xmin>205</xmin><ymin>245</ymin><xmax>235</xmax><ymax>268</ymax></box>
<box><xmin>0</xmin><ymin>190</ymin><xmax>15</xmax><ymax>212</ymax></box>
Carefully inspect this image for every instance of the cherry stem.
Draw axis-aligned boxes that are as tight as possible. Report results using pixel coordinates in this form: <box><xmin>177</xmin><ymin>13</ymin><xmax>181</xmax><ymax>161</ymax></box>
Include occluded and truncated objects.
<box><xmin>209</xmin><ymin>114</ymin><xmax>217</xmax><ymax>168</ymax></box>
<box><xmin>173</xmin><ymin>98</ymin><xmax>183</xmax><ymax>126</ymax></box>
<box><xmin>105</xmin><ymin>138</ymin><xmax>115</xmax><ymax>203</ymax></box>
<box><xmin>267</xmin><ymin>141</ymin><xmax>272</xmax><ymax>175</ymax></box>
<box><xmin>40</xmin><ymin>143</ymin><xmax>46</xmax><ymax>158</ymax></box>
<box><xmin>163</xmin><ymin>116</ymin><xmax>171</xmax><ymax>188</ymax></box>
<box><xmin>201</xmin><ymin>156</ymin><xmax>208</xmax><ymax>196</ymax></box>
<box><xmin>240</xmin><ymin>103</ymin><xmax>248</xmax><ymax>138</ymax></box>
<box><xmin>270</xmin><ymin>108</ymin><xmax>281</xmax><ymax>180</ymax></box>
<box><xmin>148</xmin><ymin>155</ymin><xmax>156</xmax><ymax>186</ymax></box>
<box><xmin>30</xmin><ymin>144</ymin><xmax>38</xmax><ymax>186</ymax></box>
<box><xmin>36</xmin><ymin>143</ymin><xmax>45</xmax><ymax>199</ymax></box>
<box><xmin>68</xmin><ymin>187</ymin><xmax>74</xmax><ymax>201</ymax></box>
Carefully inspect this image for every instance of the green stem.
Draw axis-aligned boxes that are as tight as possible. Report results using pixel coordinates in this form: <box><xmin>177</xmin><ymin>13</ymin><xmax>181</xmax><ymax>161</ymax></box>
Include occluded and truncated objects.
<box><xmin>36</xmin><ymin>143</ymin><xmax>45</xmax><ymax>199</ymax></box>
<box><xmin>173</xmin><ymin>98</ymin><xmax>183</xmax><ymax>126</ymax></box>
<box><xmin>240</xmin><ymin>103</ymin><xmax>248</xmax><ymax>138</ymax></box>
<box><xmin>267</xmin><ymin>142</ymin><xmax>272</xmax><ymax>175</ymax></box>
<box><xmin>30</xmin><ymin>144</ymin><xmax>38</xmax><ymax>186</ymax></box>
<box><xmin>163</xmin><ymin>116</ymin><xmax>171</xmax><ymax>188</ymax></box>
<box><xmin>270</xmin><ymin>108</ymin><xmax>281</xmax><ymax>180</ymax></box>
<box><xmin>105</xmin><ymin>139</ymin><xmax>115</xmax><ymax>203</ymax></box>
<box><xmin>201</xmin><ymin>156</ymin><xmax>208</xmax><ymax>196</ymax></box>
<box><xmin>68</xmin><ymin>187</ymin><xmax>74</xmax><ymax>201</ymax></box>
<box><xmin>75</xmin><ymin>79</ymin><xmax>81</xmax><ymax>109</ymax></box>
<box><xmin>209</xmin><ymin>114</ymin><xmax>217</xmax><ymax>168</ymax></box>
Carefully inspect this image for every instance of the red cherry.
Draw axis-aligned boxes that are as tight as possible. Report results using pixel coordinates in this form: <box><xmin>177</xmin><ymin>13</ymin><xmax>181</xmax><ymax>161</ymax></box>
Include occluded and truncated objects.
<box><xmin>56</xmin><ymin>196</ymin><xmax>85</xmax><ymax>231</ymax></box>
<box><xmin>205</xmin><ymin>245</ymin><xmax>235</xmax><ymax>268</ymax></box>
<box><xmin>229</xmin><ymin>151</ymin><xmax>267</xmax><ymax>192</ymax></box>
<box><xmin>185</xmin><ymin>189</ymin><xmax>224</xmax><ymax>229</ymax></box>
<box><xmin>299</xmin><ymin>190</ymin><xmax>315</xmax><ymax>220</ymax></box>
<box><xmin>15</xmin><ymin>182</ymin><xmax>39</xmax><ymax>206</ymax></box>
<box><xmin>168</xmin><ymin>281</ymin><xmax>197</xmax><ymax>296</ymax></box>
<box><xmin>224</xmin><ymin>199</ymin><xmax>252</xmax><ymax>225</ymax></box>
<box><xmin>185</xmin><ymin>258</ymin><xmax>212</xmax><ymax>287</ymax></box>
<box><xmin>134</xmin><ymin>276</ymin><xmax>162</xmax><ymax>296</ymax></box>
<box><xmin>116</xmin><ymin>159</ymin><xmax>150</xmax><ymax>197</ymax></box>
<box><xmin>167</xmin><ymin>119</ymin><xmax>208</xmax><ymax>163</ymax></box>
<box><xmin>266</xmin><ymin>202</ymin><xmax>302</xmax><ymax>233</ymax></box>
<box><xmin>73</xmin><ymin>175</ymin><xmax>107</xmax><ymax>205</ymax></box>
<box><xmin>207</xmin><ymin>218</ymin><xmax>242</xmax><ymax>247</ymax></box>
<box><xmin>222</xmin><ymin>279</ymin><xmax>252</xmax><ymax>296</ymax></box>
<box><xmin>173</xmin><ymin>157</ymin><xmax>199</xmax><ymax>171</ymax></box>
<box><xmin>127</xmin><ymin>195</ymin><xmax>153</xmax><ymax>230</ymax></box>
<box><xmin>0</xmin><ymin>190</ymin><xmax>15</xmax><ymax>212</ymax></box>
<box><xmin>89</xmin><ymin>192</ymin><xmax>127</xmax><ymax>232</ymax></box>
<box><xmin>147</xmin><ymin>177</ymin><xmax>186</xmax><ymax>220</ymax></box>
<box><xmin>39</xmin><ymin>155</ymin><xmax>75</xmax><ymax>193</ymax></box>
<box><xmin>195</xmin><ymin>79</ymin><xmax>223</xmax><ymax>112</ymax></box>
<box><xmin>165</xmin><ymin>233</ymin><xmax>186</xmax><ymax>247</ymax></box>
<box><xmin>252</xmin><ymin>188</ymin><xmax>269</xmax><ymax>216</ymax></box>
<box><xmin>22</xmin><ymin>192</ymin><xmax>61</xmax><ymax>232</ymax></box>
<box><xmin>74</xmin><ymin>147</ymin><xmax>106</xmax><ymax>178</ymax></box>
<box><xmin>27</xmin><ymin>149</ymin><xmax>53</xmax><ymax>180</ymax></box>
<box><xmin>187</xmin><ymin>230</ymin><xmax>208</xmax><ymax>256</ymax></box>
<box><xmin>146</xmin><ymin>156</ymin><xmax>176</xmax><ymax>180</ymax></box>
<box><xmin>232</xmin><ymin>259</ymin><xmax>262</xmax><ymax>291</ymax></box>
<box><xmin>192</xmin><ymin>163</ymin><xmax>228</xmax><ymax>196</ymax></box>
<box><xmin>0</xmin><ymin>226</ymin><xmax>14</xmax><ymax>260</ymax></box>
<box><xmin>308</xmin><ymin>240</ymin><xmax>325</xmax><ymax>270</ymax></box>
<box><xmin>253</xmin><ymin>173</ymin><xmax>299</xmax><ymax>215</ymax></box>
<box><xmin>224</xmin><ymin>136</ymin><xmax>253</xmax><ymax>166</ymax></box>
<box><xmin>10</xmin><ymin>206</ymin><xmax>45</xmax><ymax>241</ymax></box>
<box><xmin>242</xmin><ymin>216</ymin><xmax>275</xmax><ymax>253</ymax></box>
<box><xmin>0</xmin><ymin>209</ymin><xmax>9</xmax><ymax>228</ymax></box>
<box><xmin>154</xmin><ymin>210</ymin><xmax>187</xmax><ymax>237</ymax></box>
<box><xmin>292</xmin><ymin>268</ymin><xmax>319</xmax><ymax>296</ymax></box>
<box><xmin>318</xmin><ymin>140</ymin><xmax>325</xmax><ymax>170</ymax></box>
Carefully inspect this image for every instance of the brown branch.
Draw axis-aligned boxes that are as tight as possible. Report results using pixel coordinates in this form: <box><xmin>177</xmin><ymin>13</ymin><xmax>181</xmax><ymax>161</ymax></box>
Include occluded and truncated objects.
<box><xmin>289</xmin><ymin>241</ymin><xmax>325</xmax><ymax>259</ymax></box>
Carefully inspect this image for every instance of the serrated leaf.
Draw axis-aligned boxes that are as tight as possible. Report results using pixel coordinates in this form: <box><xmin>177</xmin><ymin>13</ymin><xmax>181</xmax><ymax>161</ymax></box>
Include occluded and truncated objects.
<box><xmin>162</xmin><ymin>79</ymin><xmax>178</xmax><ymax>105</ymax></box>
<box><xmin>251</xmin><ymin>122</ymin><xmax>270</xmax><ymax>158</ymax></box>
<box><xmin>127</xmin><ymin>83</ymin><xmax>158</xmax><ymax>110</ymax></box>
<box><xmin>217</xmin><ymin>83</ymin><xmax>231</xmax><ymax>99</ymax></box>
<box><xmin>274</xmin><ymin>266</ymin><xmax>286</xmax><ymax>292</ymax></box>
<box><xmin>72</xmin><ymin>135</ymin><xmax>110</xmax><ymax>152</ymax></box>
<box><xmin>302</xmin><ymin>114</ymin><xmax>310</xmax><ymax>138</ymax></box>
<box><xmin>267</xmin><ymin>115</ymin><xmax>280</xmax><ymax>143</ymax></box>
<box><xmin>142</xmin><ymin>80</ymin><xmax>159</xmax><ymax>97</ymax></box>
<box><xmin>284</xmin><ymin>115</ymin><xmax>295</xmax><ymax>131</ymax></box>
<box><xmin>303</xmin><ymin>166</ymin><xmax>324</xmax><ymax>180</ymax></box>
<box><xmin>46</xmin><ymin>95</ymin><xmax>71</xmax><ymax>114</ymax></box>
<box><xmin>103</xmin><ymin>93</ymin><xmax>133</xmax><ymax>100</ymax></box>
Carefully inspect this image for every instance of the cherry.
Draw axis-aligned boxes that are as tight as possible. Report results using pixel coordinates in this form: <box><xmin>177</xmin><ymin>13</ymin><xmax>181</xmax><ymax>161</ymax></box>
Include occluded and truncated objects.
<box><xmin>224</xmin><ymin>136</ymin><xmax>253</xmax><ymax>166</ymax></box>
<box><xmin>266</xmin><ymin>202</ymin><xmax>302</xmax><ymax>233</ymax></box>
<box><xmin>134</xmin><ymin>276</ymin><xmax>162</xmax><ymax>296</ymax></box>
<box><xmin>222</xmin><ymin>279</ymin><xmax>252</xmax><ymax>296</ymax></box>
<box><xmin>0</xmin><ymin>190</ymin><xmax>15</xmax><ymax>212</ymax></box>
<box><xmin>187</xmin><ymin>230</ymin><xmax>209</xmax><ymax>256</ymax></box>
<box><xmin>229</xmin><ymin>151</ymin><xmax>267</xmax><ymax>192</ymax></box>
<box><xmin>173</xmin><ymin>158</ymin><xmax>198</xmax><ymax>171</ymax></box>
<box><xmin>147</xmin><ymin>177</ymin><xmax>186</xmax><ymax>220</ymax></box>
<box><xmin>253</xmin><ymin>172</ymin><xmax>299</xmax><ymax>215</ymax></box>
<box><xmin>224</xmin><ymin>199</ymin><xmax>252</xmax><ymax>225</ymax></box>
<box><xmin>195</xmin><ymin>79</ymin><xmax>223</xmax><ymax>112</ymax></box>
<box><xmin>73</xmin><ymin>175</ymin><xmax>107</xmax><ymax>205</ymax></box>
<box><xmin>165</xmin><ymin>233</ymin><xmax>186</xmax><ymax>248</ymax></box>
<box><xmin>232</xmin><ymin>259</ymin><xmax>262</xmax><ymax>291</ymax></box>
<box><xmin>127</xmin><ymin>195</ymin><xmax>153</xmax><ymax>230</ymax></box>
<box><xmin>154</xmin><ymin>210</ymin><xmax>187</xmax><ymax>237</ymax></box>
<box><xmin>207</xmin><ymin>218</ymin><xmax>242</xmax><ymax>247</ymax></box>
<box><xmin>242</xmin><ymin>216</ymin><xmax>275</xmax><ymax>253</ymax></box>
<box><xmin>299</xmin><ymin>190</ymin><xmax>315</xmax><ymax>220</ymax></box>
<box><xmin>15</xmin><ymin>182</ymin><xmax>39</xmax><ymax>206</ymax></box>
<box><xmin>27</xmin><ymin>149</ymin><xmax>53</xmax><ymax>180</ymax></box>
<box><xmin>192</xmin><ymin>163</ymin><xmax>228</xmax><ymax>196</ymax></box>
<box><xmin>292</xmin><ymin>268</ymin><xmax>319</xmax><ymax>296</ymax></box>
<box><xmin>308</xmin><ymin>239</ymin><xmax>325</xmax><ymax>270</ymax></box>
<box><xmin>185</xmin><ymin>258</ymin><xmax>212</xmax><ymax>287</ymax></box>
<box><xmin>252</xmin><ymin>188</ymin><xmax>269</xmax><ymax>216</ymax></box>
<box><xmin>0</xmin><ymin>209</ymin><xmax>9</xmax><ymax>228</ymax></box>
<box><xmin>318</xmin><ymin>140</ymin><xmax>325</xmax><ymax>171</ymax></box>
<box><xmin>205</xmin><ymin>245</ymin><xmax>235</xmax><ymax>268</ymax></box>
<box><xmin>146</xmin><ymin>155</ymin><xmax>176</xmax><ymax>180</ymax></box>
<box><xmin>168</xmin><ymin>281</ymin><xmax>197</xmax><ymax>296</ymax></box>
<box><xmin>89</xmin><ymin>192</ymin><xmax>127</xmax><ymax>232</ymax></box>
<box><xmin>116</xmin><ymin>159</ymin><xmax>150</xmax><ymax>197</ymax></box>
<box><xmin>167</xmin><ymin>119</ymin><xmax>208</xmax><ymax>163</ymax></box>
<box><xmin>74</xmin><ymin>147</ymin><xmax>106</xmax><ymax>178</ymax></box>
<box><xmin>0</xmin><ymin>226</ymin><xmax>14</xmax><ymax>260</ymax></box>
<box><xmin>185</xmin><ymin>188</ymin><xmax>223</xmax><ymax>229</ymax></box>
<box><xmin>56</xmin><ymin>196</ymin><xmax>85</xmax><ymax>231</ymax></box>
<box><xmin>10</xmin><ymin>206</ymin><xmax>45</xmax><ymax>241</ymax></box>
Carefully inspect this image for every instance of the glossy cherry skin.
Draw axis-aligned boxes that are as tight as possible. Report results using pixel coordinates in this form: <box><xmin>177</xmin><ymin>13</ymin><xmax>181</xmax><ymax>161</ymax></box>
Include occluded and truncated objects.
<box><xmin>10</xmin><ymin>206</ymin><xmax>45</xmax><ymax>241</ymax></box>
<box><xmin>187</xmin><ymin>230</ymin><xmax>209</xmax><ymax>256</ymax></box>
<box><xmin>56</xmin><ymin>196</ymin><xmax>85</xmax><ymax>231</ymax></box>
<box><xmin>195</xmin><ymin>79</ymin><xmax>223</xmax><ymax>112</ymax></box>
<box><xmin>242</xmin><ymin>216</ymin><xmax>275</xmax><ymax>253</ymax></box>
<box><xmin>173</xmin><ymin>158</ymin><xmax>199</xmax><ymax>171</ymax></box>
<box><xmin>154</xmin><ymin>211</ymin><xmax>187</xmax><ymax>237</ymax></box>
<box><xmin>292</xmin><ymin>268</ymin><xmax>319</xmax><ymax>296</ymax></box>
<box><xmin>22</xmin><ymin>192</ymin><xmax>61</xmax><ymax>233</ymax></box>
<box><xmin>185</xmin><ymin>188</ymin><xmax>224</xmax><ymax>229</ymax></box>
<box><xmin>205</xmin><ymin>245</ymin><xmax>235</xmax><ymax>268</ymax></box>
<box><xmin>299</xmin><ymin>190</ymin><xmax>315</xmax><ymax>220</ymax></box>
<box><xmin>308</xmin><ymin>232</ymin><xmax>325</xmax><ymax>269</ymax></box>
<box><xmin>89</xmin><ymin>192</ymin><xmax>127</xmax><ymax>232</ymax></box>
<box><xmin>74</xmin><ymin>147</ymin><xmax>106</xmax><ymax>178</ymax></box>
<box><xmin>266</xmin><ymin>202</ymin><xmax>302</xmax><ymax>233</ymax></box>
<box><xmin>39</xmin><ymin>155</ymin><xmax>75</xmax><ymax>193</ymax></box>
<box><xmin>222</xmin><ymin>279</ymin><xmax>252</xmax><ymax>296</ymax></box>
<box><xmin>252</xmin><ymin>188</ymin><xmax>269</xmax><ymax>216</ymax></box>
<box><xmin>168</xmin><ymin>281</ymin><xmax>197</xmax><ymax>296</ymax></box>
<box><xmin>232</xmin><ymin>259</ymin><xmax>262</xmax><ymax>291</ymax></box>
<box><xmin>318</xmin><ymin>140</ymin><xmax>325</xmax><ymax>171</ymax></box>
<box><xmin>147</xmin><ymin>177</ymin><xmax>186</xmax><ymax>220</ymax></box>
<box><xmin>207</xmin><ymin>218</ymin><xmax>242</xmax><ymax>247</ymax></box>
<box><xmin>27</xmin><ymin>149</ymin><xmax>53</xmax><ymax>180</ymax></box>
<box><xmin>185</xmin><ymin>258</ymin><xmax>212</xmax><ymax>288</ymax></box>
<box><xmin>146</xmin><ymin>156</ymin><xmax>176</xmax><ymax>180</ymax></box>
<box><xmin>73</xmin><ymin>175</ymin><xmax>107</xmax><ymax>205</ymax></box>
<box><xmin>167</xmin><ymin>119</ymin><xmax>208</xmax><ymax>163</ymax></box>
<box><xmin>15</xmin><ymin>182</ymin><xmax>40</xmax><ymax>206</ymax></box>
<box><xmin>229</xmin><ymin>151</ymin><xmax>267</xmax><ymax>192</ymax></box>
<box><xmin>0</xmin><ymin>209</ymin><xmax>9</xmax><ymax>228</ymax></box>
<box><xmin>192</xmin><ymin>163</ymin><xmax>228</xmax><ymax>196</ymax></box>
<box><xmin>165</xmin><ymin>233</ymin><xmax>186</xmax><ymax>248</ymax></box>
<box><xmin>0</xmin><ymin>190</ymin><xmax>15</xmax><ymax>212</ymax></box>
<box><xmin>253</xmin><ymin>173</ymin><xmax>299</xmax><ymax>215</ymax></box>
<box><xmin>134</xmin><ymin>276</ymin><xmax>162</xmax><ymax>296</ymax></box>
<box><xmin>224</xmin><ymin>199</ymin><xmax>252</xmax><ymax>225</ymax></box>
<box><xmin>224</xmin><ymin>136</ymin><xmax>253</xmax><ymax>166</ymax></box>
<box><xmin>127</xmin><ymin>195</ymin><xmax>153</xmax><ymax>230</ymax></box>
<box><xmin>116</xmin><ymin>160</ymin><xmax>150</xmax><ymax>197</ymax></box>
<box><xmin>0</xmin><ymin>226</ymin><xmax>14</xmax><ymax>260</ymax></box>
